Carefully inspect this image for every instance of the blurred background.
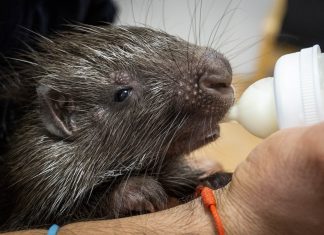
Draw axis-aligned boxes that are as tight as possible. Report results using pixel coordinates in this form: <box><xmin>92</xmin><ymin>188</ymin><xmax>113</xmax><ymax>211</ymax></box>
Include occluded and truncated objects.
<box><xmin>117</xmin><ymin>0</ymin><xmax>273</xmax><ymax>76</ymax></box>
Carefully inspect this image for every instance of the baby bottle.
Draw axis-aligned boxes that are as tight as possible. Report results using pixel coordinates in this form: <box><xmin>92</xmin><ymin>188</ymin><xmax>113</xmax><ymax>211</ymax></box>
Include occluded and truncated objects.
<box><xmin>228</xmin><ymin>45</ymin><xmax>324</xmax><ymax>138</ymax></box>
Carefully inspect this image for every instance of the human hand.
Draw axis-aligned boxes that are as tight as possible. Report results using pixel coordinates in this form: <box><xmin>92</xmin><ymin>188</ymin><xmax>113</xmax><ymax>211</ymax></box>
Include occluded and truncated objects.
<box><xmin>220</xmin><ymin>122</ymin><xmax>324</xmax><ymax>234</ymax></box>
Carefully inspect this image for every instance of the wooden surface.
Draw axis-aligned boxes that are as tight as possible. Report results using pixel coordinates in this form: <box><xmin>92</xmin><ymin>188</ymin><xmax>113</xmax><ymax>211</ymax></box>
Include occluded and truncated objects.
<box><xmin>189</xmin><ymin>122</ymin><xmax>263</xmax><ymax>172</ymax></box>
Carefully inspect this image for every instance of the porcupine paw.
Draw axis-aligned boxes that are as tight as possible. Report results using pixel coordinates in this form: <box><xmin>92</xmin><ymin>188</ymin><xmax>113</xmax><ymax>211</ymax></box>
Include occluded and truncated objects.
<box><xmin>110</xmin><ymin>176</ymin><xmax>168</xmax><ymax>217</ymax></box>
<box><xmin>199</xmin><ymin>172</ymin><xmax>233</xmax><ymax>190</ymax></box>
<box><xmin>188</xmin><ymin>157</ymin><xmax>232</xmax><ymax>190</ymax></box>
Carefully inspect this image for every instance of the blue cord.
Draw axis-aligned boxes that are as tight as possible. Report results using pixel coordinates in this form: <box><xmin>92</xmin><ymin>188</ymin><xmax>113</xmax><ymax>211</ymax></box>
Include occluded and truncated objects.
<box><xmin>48</xmin><ymin>224</ymin><xmax>59</xmax><ymax>235</ymax></box>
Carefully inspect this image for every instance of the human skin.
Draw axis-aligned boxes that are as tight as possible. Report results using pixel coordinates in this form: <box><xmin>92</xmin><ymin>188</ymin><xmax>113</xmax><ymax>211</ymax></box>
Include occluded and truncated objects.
<box><xmin>2</xmin><ymin>123</ymin><xmax>324</xmax><ymax>235</ymax></box>
<box><xmin>226</xmin><ymin>123</ymin><xmax>324</xmax><ymax>234</ymax></box>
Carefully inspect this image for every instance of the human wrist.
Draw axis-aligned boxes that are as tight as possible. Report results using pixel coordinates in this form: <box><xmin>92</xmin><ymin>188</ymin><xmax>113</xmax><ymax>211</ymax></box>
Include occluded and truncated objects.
<box><xmin>57</xmin><ymin>181</ymin><xmax>273</xmax><ymax>235</ymax></box>
<box><xmin>214</xmin><ymin>184</ymin><xmax>271</xmax><ymax>235</ymax></box>
<box><xmin>191</xmin><ymin>184</ymin><xmax>267</xmax><ymax>235</ymax></box>
<box><xmin>57</xmin><ymin>186</ymin><xmax>264</xmax><ymax>235</ymax></box>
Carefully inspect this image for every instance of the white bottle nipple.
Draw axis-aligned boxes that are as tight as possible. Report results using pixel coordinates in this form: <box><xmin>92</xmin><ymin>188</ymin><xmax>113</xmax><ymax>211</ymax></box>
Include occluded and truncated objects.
<box><xmin>227</xmin><ymin>77</ymin><xmax>278</xmax><ymax>138</ymax></box>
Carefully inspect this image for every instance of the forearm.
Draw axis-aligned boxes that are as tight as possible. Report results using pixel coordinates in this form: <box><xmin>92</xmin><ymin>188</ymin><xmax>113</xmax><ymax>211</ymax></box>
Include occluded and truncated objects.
<box><xmin>59</xmin><ymin>196</ymin><xmax>216</xmax><ymax>235</ymax></box>
<box><xmin>2</xmin><ymin>196</ymin><xmax>215</xmax><ymax>235</ymax></box>
<box><xmin>2</xmin><ymin>188</ymin><xmax>236</xmax><ymax>235</ymax></box>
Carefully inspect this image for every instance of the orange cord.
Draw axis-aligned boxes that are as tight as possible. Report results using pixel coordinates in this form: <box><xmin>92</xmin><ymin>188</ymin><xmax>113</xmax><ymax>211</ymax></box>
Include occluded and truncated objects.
<box><xmin>196</xmin><ymin>186</ymin><xmax>225</xmax><ymax>235</ymax></box>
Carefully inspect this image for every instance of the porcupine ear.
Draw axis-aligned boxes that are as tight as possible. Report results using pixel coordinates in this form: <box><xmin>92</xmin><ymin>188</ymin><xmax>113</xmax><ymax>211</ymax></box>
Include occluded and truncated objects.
<box><xmin>37</xmin><ymin>85</ymin><xmax>76</xmax><ymax>138</ymax></box>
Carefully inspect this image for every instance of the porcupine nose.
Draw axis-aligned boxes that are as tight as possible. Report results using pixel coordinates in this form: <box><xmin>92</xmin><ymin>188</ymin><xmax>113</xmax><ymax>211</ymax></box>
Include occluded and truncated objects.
<box><xmin>198</xmin><ymin>52</ymin><xmax>232</xmax><ymax>96</ymax></box>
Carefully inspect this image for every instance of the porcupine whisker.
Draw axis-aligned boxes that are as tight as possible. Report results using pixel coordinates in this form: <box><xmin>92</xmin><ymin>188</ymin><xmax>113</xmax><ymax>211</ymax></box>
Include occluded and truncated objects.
<box><xmin>1</xmin><ymin>23</ymin><xmax>234</xmax><ymax>230</ymax></box>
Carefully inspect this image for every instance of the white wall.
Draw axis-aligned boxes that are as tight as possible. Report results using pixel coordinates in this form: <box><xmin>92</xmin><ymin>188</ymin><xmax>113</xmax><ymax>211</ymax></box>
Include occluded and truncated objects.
<box><xmin>115</xmin><ymin>0</ymin><xmax>274</xmax><ymax>75</ymax></box>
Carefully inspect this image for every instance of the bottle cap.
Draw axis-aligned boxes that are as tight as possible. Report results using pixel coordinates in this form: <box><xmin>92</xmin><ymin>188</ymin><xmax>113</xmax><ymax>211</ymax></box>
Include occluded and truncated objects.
<box><xmin>274</xmin><ymin>45</ymin><xmax>324</xmax><ymax>128</ymax></box>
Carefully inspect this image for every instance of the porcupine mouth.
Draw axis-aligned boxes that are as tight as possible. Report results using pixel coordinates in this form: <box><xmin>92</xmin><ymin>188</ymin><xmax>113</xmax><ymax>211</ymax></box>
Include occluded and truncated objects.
<box><xmin>166</xmin><ymin>91</ymin><xmax>234</xmax><ymax>157</ymax></box>
<box><xmin>166</xmin><ymin>124</ymin><xmax>220</xmax><ymax>157</ymax></box>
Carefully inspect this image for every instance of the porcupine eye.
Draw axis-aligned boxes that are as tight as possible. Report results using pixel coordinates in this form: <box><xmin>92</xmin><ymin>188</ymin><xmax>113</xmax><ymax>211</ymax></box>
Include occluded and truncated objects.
<box><xmin>114</xmin><ymin>88</ymin><xmax>132</xmax><ymax>102</ymax></box>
